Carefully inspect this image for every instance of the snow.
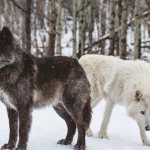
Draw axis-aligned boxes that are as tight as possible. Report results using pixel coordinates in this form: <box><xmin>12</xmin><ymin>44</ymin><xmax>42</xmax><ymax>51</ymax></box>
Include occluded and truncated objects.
<box><xmin>0</xmin><ymin>101</ymin><xmax>150</xmax><ymax>150</ymax></box>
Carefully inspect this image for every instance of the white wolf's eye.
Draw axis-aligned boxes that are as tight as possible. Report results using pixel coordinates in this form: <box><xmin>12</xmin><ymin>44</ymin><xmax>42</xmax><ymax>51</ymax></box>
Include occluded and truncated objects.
<box><xmin>140</xmin><ymin>111</ymin><xmax>145</xmax><ymax>115</ymax></box>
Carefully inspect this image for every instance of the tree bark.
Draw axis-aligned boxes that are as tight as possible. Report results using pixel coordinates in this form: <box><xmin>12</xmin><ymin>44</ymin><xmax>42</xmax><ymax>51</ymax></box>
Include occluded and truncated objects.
<box><xmin>134</xmin><ymin>0</ymin><xmax>141</xmax><ymax>59</ymax></box>
<box><xmin>88</xmin><ymin>0</ymin><xmax>94</xmax><ymax>51</ymax></box>
<box><xmin>109</xmin><ymin>0</ymin><xmax>118</xmax><ymax>56</ymax></box>
<box><xmin>116</xmin><ymin>0</ymin><xmax>122</xmax><ymax>56</ymax></box>
<box><xmin>47</xmin><ymin>0</ymin><xmax>57</xmax><ymax>56</ymax></box>
<box><xmin>145</xmin><ymin>0</ymin><xmax>150</xmax><ymax>8</ymax></box>
<box><xmin>36</xmin><ymin>0</ymin><xmax>45</xmax><ymax>23</ymax></box>
<box><xmin>25</xmin><ymin>0</ymin><xmax>32</xmax><ymax>53</ymax></box>
<box><xmin>78</xmin><ymin>0</ymin><xmax>85</xmax><ymax>58</ymax></box>
<box><xmin>0</xmin><ymin>0</ymin><xmax>4</xmax><ymax>29</ymax></box>
<box><xmin>55</xmin><ymin>0</ymin><xmax>62</xmax><ymax>56</ymax></box>
<box><xmin>99</xmin><ymin>0</ymin><xmax>107</xmax><ymax>55</ymax></box>
<box><xmin>119</xmin><ymin>0</ymin><xmax>128</xmax><ymax>60</ymax></box>
<box><xmin>72</xmin><ymin>0</ymin><xmax>77</xmax><ymax>58</ymax></box>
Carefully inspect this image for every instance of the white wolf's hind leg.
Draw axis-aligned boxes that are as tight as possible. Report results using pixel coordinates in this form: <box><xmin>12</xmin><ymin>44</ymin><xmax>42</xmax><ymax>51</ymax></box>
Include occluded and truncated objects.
<box><xmin>98</xmin><ymin>101</ymin><xmax>114</xmax><ymax>139</ymax></box>
<box><xmin>86</xmin><ymin>98</ymin><xmax>100</xmax><ymax>137</ymax></box>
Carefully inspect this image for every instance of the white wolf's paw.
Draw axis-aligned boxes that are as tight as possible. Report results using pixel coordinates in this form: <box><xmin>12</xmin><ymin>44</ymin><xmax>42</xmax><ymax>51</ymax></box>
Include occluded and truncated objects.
<box><xmin>143</xmin><ymin>140</ymin><xmax>150</xmax><ymax>146</ymax></box>
<box><xmin>86</xmin><ymin>128</ymin><xmax>93</xmax><ymax>137</ymax></box>
<box><xmin>98</xmin><ymin>132</ymin><xmax>109</xmax><ymax>139</ymax></box>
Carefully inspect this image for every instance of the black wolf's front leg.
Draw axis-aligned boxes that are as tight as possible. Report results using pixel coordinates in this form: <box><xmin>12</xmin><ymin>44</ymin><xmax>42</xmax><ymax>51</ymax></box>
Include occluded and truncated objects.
<box><xmin>1</xmin><ymin>109</ymin><xmax>18</xmax><ymax>150</ymax></box>
<box><xmin>16</xmin><ymin>106</ymin><xmax>32</xmax><ymax>150</ymax></box>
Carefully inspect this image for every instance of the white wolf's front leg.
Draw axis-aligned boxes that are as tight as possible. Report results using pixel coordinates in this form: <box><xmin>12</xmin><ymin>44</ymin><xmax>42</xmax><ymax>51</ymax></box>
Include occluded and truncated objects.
<box><xmin>98</xmin><ymin>101</ymin><xmax>114</xmax><ymax>139</ymax></box>
<box><xmin>137</xmin><ymin>122</ymin><xmax>150</xmax><ymax>146</ymax></box>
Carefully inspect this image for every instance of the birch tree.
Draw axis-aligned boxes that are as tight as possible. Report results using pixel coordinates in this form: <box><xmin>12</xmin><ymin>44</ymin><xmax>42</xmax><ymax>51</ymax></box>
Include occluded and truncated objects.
<box><xmin>78</xmin><ymin>0</ymin><xmax>85</xmax><ymax>58</ymax></box>
<box><xmin>145</xmin><ymin>0</ymin><xmax>150</xmax><ymax>8</ymax></box>
<box><xmin>25</xmin><ymin>0</ymin><xmax>32</xmax><ymax>53</ymax></box>
<box><xmin>55</xmin><ymin>0</ymin><xmax>62</xmax><ymax>56</ymax></box>
<box><xmin>119</xmin><ymin>0</ymin><xmax>128</xmax><ymax>60</ymax></box>
<box><xmin>0</xmin><ymin>0</ymin><xmax>4</xmax><ymax>28</ymax></box>
<box><xmin>36</xmin><ymin>0</ymin><xmax>45</xmax><ymax>23</ymax></box>
<box><xmin>88</xmin><ymin>0</ymin><xmax>95</xmax><ymax>51</ymax></box>
<box><xmin>21</xmin><ymin>0</ymin><xmax>26</xmax><ymax>49</ymax></box>
<box><xmin>47</xmin><ymin>0</ymin><xmax>57</xmax><ymax>56</ymax></box>
<box><xmin>134</xmin><ymin>0</ymin><xmax>141</xmax><ymax>59</ymax></box>
<box><xmin>72</xmin><ymin>0</ymin><xmax>77</xmax><ymax>58</ymax></box>
<box><xmin>116</xmin><ymin>0</ymin><xmax>122</xmax><ymax>56</ymax></box>
<box><xmin>3</xmin><ymin>1</ymin><xmax>10</xmax><ymax>27</ymax></box>
<box><xmin>109</xmin><ymin>0</ymin><xmax>118</xmax><ymax>55</ymax></box>
<box><xmin>99</xmin><ymin>0</ymin><xmax>107</xmax><ymax>54</ymax></box>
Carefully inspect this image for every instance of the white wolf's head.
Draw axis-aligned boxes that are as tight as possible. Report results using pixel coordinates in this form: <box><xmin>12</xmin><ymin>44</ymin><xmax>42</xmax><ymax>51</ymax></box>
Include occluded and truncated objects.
<box><xmin>127</xmin><ymin>90</ymin><xmax>150</xmax><ymax>131</ymax></box>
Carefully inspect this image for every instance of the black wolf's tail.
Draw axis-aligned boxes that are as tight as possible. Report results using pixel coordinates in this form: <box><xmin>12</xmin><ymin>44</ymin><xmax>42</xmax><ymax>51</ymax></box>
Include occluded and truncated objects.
<box><xmin>83</xmin><ymin>96</ymin><xmax>92</xmax><ymax>130</ymax></box>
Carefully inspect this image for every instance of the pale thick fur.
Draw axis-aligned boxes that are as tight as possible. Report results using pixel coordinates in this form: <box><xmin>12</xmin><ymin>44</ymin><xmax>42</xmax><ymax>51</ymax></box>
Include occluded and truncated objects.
<box><xmin>79</xmin><ymin>54</ymin><xmax>150</xmax><ymax>146</ymax></box>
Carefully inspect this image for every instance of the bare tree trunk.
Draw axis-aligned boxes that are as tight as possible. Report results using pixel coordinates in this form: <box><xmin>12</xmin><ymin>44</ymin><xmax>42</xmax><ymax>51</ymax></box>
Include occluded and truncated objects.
<box><xmin>145</xmin><ymin>0</ymin><xmax>150</xmax><ymax>8</ymax></box>
<box><xmin>134</xmin><ymin>0</ymin><xmax>141</xmax><ymax>59</ymax></box>
<box><xmin>55</xmin><ymin>0</ymin><xmax>62</xmax><ymax>56</ymax></box>
<box><xmin>0</xmin><ymin>0</ymin><xmax>4</xmax><ymax>28</ymax></box>
<box><xmin>33</xmin><ymin>0</ymin><xmax>39</xmax><ymax>56</ymax></box>
<box><xmin>36</xmin><ymin>0</ymin><xmax>45</xmax><ymax>23</ymax></box>
<box><xmin>88</xmin><ymin>0</ymin><xmax>94</xmax><ymax>51</ymax></box>
<box><xmin>109</xmin><ymin>0</ymin><xmax>117</xmax><ymax>55</ymax></box>
<box><xmin>25</xmin><ymin>0</ymin><xmax>32</xmax><ymax>53</ymax></box>
<box><xmin>119</xmin><ymin>0</ymin><xmax>128</xmax><ymax>60</ymax></box>
<box><xmin>47</xmin><ymin>0</ymin><xmax>57</xmax><ymax>56</ymax></box>
<box><xmin>99</xmin><ymin>0</ymin><xmax>107</xmax><ymax>55</ymax></box>
<box><xmin>78</xmin><ymin>0</ymin><xmax>85</xmax><ymax>58</ymax></box>
<box><xmin>148</xmin><ymin>25</ymin><xmax>150</xmax><ymax>38</ymax></box>
<box><xmin>3</xmin><ymin>1</ymin><xmax>10</xmax><ymax>27</ymax></box>
<box><xmin>116</xmin><ymin>0</ymin><xmax>122</xmax><ymax>56</ymax></box>
<box><xmin>72</xmin><ymin>0</ymin><xmax>77</xmax><ymax>58</ymax></box>
<box><xmin>20</xmin><ymin>0</ymin><xmax>26</xmax><ymax>49</ymax></box>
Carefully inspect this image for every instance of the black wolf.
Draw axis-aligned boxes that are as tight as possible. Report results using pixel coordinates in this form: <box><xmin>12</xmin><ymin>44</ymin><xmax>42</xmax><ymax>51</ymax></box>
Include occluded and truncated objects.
<box><xmin>0</xmin><ymin>27</ymin><xmax>92</xmax><ymax>150</ymax></box>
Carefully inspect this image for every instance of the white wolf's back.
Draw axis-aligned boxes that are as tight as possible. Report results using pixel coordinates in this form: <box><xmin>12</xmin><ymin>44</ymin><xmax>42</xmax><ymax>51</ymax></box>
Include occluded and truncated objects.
<box><xmin>79</xmin><ymin>55</ymin><xmax>121</xmax><ymax>104</ymax></box>
<box><xmin>79</xmin><ymin>54</ymin><xmax>150</xmax><ymax>106</ymax></box>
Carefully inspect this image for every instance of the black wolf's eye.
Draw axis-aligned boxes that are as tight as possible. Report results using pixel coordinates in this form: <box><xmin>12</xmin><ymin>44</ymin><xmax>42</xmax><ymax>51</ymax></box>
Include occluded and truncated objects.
<box><xmin>140</xmin><ymin>111</ymin><xmax>145</xmax><ymax>115</ymax></box>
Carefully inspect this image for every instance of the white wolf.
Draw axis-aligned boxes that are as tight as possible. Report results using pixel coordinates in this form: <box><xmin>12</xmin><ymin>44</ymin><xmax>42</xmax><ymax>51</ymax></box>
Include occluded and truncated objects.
<box><xmin>79</xmin><ymin>54</ymin><xmax>150</xmax><ymax>146</ymax></box>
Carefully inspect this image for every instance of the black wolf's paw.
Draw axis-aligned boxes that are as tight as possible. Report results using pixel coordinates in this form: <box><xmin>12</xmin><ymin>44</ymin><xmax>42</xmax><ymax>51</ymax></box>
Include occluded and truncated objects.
<box><xmin>57</xmin><ymin>139</ymin><xmax>72</xmax><ymax>145</ymax></box>
<box><xmin>14</xmin><ymin>148</ymin><xmax>26</xmax><ymax>150</ymax></box>
<box><xmin>74</xmin><ymin>143</ymin><xmax>85</xmax><ymax>150</ymax></box>
<box><xmin>1</xmin><ymin>143</ymin><xmax>15</xmax><ymax>150</ymax></box>
<box><xmin>14</xmin><ymin>146</ymin><xmax>26</xmax><ymax>150</ymax></box>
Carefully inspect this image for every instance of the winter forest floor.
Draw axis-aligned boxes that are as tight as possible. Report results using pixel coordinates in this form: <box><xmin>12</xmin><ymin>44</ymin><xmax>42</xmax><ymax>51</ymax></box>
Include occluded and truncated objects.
<box><xmin>0</xmin><ymin>101</ymin><xmax>150</xmax><ymax>150</ymax></box>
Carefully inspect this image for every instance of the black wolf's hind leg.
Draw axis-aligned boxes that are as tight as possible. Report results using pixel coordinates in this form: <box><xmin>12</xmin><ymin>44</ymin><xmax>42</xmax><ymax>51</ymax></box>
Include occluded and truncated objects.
<box><xmin>65</xmin><ymin>106</ymin><xmax>86</xmax><ymax>150</ymax></box>
<box><xmin>1</xmin><ymin>109</ymin><xmax>18</xmax><ymax>150</ymax></box>
<box><xmin>63</xmin><ymin>96</ymin><xmax>87</xmax><ymax>150</ymax></box>
<box><xmin>53</xmin><ymin>104</ymin><xmax>76</xmax><ymax>145</ymax></box>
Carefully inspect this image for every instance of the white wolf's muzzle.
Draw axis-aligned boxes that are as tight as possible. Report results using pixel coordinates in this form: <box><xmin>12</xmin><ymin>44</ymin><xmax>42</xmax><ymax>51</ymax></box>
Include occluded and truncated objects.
<box><xmin>145</xmin><ymin>125</ymin><xmax>150</xmax><ymax>131</ymax></box>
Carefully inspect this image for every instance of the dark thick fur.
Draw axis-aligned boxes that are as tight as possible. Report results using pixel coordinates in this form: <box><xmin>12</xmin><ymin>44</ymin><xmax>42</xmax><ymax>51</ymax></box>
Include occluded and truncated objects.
<box><xmin>0</xmin><ymin>27</ymin><xmax>92</xmax><ymax>150</ymax></box>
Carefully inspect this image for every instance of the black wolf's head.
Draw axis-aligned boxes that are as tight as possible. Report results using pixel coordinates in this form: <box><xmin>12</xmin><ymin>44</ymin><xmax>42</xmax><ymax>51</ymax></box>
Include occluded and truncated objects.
<box><xmin>0</xmin><ymin>27</ymin><xmax>22</xmax><ymax>69</ymax></box>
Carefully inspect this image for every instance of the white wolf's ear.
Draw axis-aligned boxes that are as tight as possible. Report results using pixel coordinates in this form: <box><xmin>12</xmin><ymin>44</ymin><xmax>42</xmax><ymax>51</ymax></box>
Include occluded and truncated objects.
<box><xmin>0</xmin><ymin>27</ymin><xmax>13</xmax><ymax>45</ymax></box>
<box><xmin>135</xmin><ymin>90</ymin><xmax>143</xmax><ymax>102</ymax></box>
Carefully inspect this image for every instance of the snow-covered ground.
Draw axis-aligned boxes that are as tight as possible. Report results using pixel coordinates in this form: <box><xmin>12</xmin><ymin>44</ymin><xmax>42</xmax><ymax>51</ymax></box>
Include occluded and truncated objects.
<box><xmin>0</xmin><ymin>101</ymin><xmax>150</xmax><ymax>150</ymax></box>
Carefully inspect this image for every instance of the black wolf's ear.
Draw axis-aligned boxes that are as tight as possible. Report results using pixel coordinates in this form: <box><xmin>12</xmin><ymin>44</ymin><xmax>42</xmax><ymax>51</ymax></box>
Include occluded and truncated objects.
<box><xmin>135</xmin><ymin>90</ymin><xmax>143</xmax><ymax>102</ymax></box>
<box><xmin>0</xmin><ymin>27</ymin><xmax>13</xmax><ymax>45</ymax></box>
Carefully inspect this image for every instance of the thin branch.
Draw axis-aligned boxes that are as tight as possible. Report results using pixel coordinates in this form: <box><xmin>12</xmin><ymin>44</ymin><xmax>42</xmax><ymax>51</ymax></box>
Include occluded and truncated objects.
<box><xmin>9</xmin><ymin>0</ymin><xmax>52</xmax><ymax>22</ymax></box>
<box><xmin>84</xmin><ymin>10</ymin><xmax>150</xmax><ymax>52</ymax></box>
<box><xmin>85</xmin><ymin>35</ymin><xmax>110</xmax><ymax>52</ymax></box>
<box><xmin>76</xmin><ymin>0</ymin><xmax>91</xmax><ymax>15</ymax></box>
<box><xmin>9</xmin><ymin>0</ymin><xmax>59</xmax><ymax>35</ymax></box>
<box><xmin>9</xmin><ymin>0</ymin><xmax>28</xmax><ymax>13</ymax></box>
<box><xmin>131</xmin><ymin>40</ymin><xmax>150</xmax><ymax>45</ymax></box>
